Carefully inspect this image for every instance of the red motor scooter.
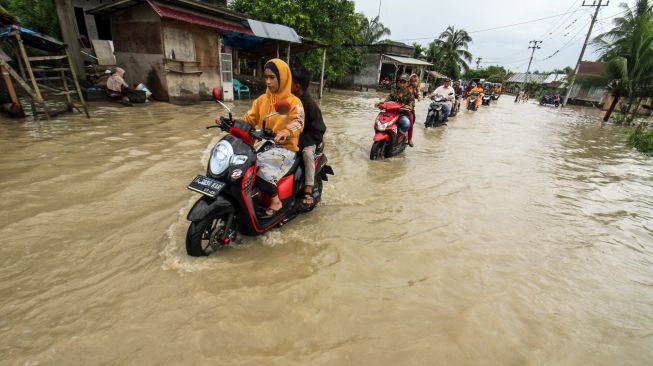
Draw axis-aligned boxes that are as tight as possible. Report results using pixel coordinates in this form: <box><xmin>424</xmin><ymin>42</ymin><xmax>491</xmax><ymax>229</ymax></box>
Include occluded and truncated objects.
<box><xmin>184</xmin><ymin>89</ymin><xmax>334</xmax><ymax>256</ymax></box>
<box><xmin>370</xmin><ymin>101</ymin><xmax>412</xmax><ymax>160</ymax></box>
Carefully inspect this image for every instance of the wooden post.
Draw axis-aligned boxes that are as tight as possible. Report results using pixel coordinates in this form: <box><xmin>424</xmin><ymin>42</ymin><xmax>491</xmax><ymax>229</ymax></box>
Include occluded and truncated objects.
<box><xmin>0</xmin><ymin>64</ymin><xmax>24</xmax><ymax>117</ymax></box>
<box><xmin>60</xmin><ymin>70</ymin><xmax>73</xmax><ymax>110</ymax></box>
<box><xmin>11</xmin><ymin>39</ymin><xmax>35</xmax><ymax>115</ymax></box>
<box><xmin>319</xmin><ymin>48</ymin><xmax>326</xmax><ymax>100</ymax></box>
<box><xmin>65</xmin><ymin>47</ymin><xmax>89</xmax><ymax>118</ymax></box>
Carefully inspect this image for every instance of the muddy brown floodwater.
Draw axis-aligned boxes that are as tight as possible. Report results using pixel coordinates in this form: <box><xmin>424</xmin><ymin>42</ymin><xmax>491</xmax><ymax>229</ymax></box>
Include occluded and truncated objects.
<box><xmin>1</xmin><ymin>91</ymin><xmax>653</xmax><ymax>365</ymax></box>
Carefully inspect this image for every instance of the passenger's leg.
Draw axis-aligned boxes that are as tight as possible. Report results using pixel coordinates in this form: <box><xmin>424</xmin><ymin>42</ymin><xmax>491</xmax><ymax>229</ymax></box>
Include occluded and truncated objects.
<box><xmin>302</xmin><ymin>145</ymin><xmax>316</xmax><ymax>206</ymax></box>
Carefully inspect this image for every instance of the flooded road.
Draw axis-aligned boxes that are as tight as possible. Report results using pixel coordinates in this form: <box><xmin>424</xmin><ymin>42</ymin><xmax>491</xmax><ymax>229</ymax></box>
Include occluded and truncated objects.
<box><xmin>1</xmin><ymin>92</ymin><xmax>652</xmax><ymax>365</ymax></box>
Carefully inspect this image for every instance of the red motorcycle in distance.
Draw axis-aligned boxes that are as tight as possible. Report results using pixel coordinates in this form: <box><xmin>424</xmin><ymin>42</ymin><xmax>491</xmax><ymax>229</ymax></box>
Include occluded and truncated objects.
<box><xmin>370</xmin><ymin>101</ymin><xmax>412</xmax><ymax>160</ymax></box>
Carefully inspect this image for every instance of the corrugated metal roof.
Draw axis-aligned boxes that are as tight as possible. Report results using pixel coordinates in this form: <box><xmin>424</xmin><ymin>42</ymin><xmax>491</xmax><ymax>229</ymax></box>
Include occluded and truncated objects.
<box><xmin>382</xmin><ymin>54</ymin><xmax>432</xmax><ymax>66</ymax></box>
<box><xmin>543</xmin><ymin>73</ymin><xmax>567</xmax><ymax>84</ymax></box>
<box><xmin>149</xmin><ymin>0</ymin><xmax>253</xmax><ymax>34</ymax></box>
<box><xmin>246</xmin><ymin>19</ymin><xmax>300</xmax><ymax>43</ymax></box>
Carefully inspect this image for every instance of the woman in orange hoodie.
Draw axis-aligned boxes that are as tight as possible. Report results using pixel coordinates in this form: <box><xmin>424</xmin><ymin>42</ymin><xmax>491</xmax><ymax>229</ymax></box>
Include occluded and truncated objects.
<box><xmin>241</xmin><ymin>58</ymin><xmax>304</xmax><ymax>218</ymax></box>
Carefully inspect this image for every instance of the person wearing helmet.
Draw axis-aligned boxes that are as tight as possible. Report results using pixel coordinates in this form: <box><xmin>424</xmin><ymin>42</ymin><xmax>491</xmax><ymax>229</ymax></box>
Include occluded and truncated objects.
<box><xmin>378</xmin><ymin>73</ymin><xmax>414</xmax><ymax>145</ymax></box>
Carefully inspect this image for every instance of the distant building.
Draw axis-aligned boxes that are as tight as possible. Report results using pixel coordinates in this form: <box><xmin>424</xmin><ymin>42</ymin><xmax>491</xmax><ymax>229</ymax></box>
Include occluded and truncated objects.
<box><xmin>504</xmin><ymin>73</ymin><xmax>549</xmax><ymax>93</ymax></box>
<box><xmin>567</xmin><ymin>61</ymin><xmax>609</xmax><ymax>105</ymax></box>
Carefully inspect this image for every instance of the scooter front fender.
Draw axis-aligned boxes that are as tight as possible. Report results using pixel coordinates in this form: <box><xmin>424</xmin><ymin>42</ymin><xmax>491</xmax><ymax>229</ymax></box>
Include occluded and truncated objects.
<box><xmin>373</xmin><ymin>132</ymin><xmax>390</xmax><ymax>142</ymax></box>
<box><xmin>187</xmin><ymin>195</ymin><xmax>235</xmax><ymax>222</ymax></box>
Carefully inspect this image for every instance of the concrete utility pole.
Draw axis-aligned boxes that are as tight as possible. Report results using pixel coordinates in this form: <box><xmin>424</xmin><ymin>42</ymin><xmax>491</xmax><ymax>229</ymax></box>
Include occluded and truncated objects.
<box><xmin>562</xmin><ymin>0</ymin><xmax>609</xmax><ymax>106</ymax></box>
<box><xmin>475</xmin><ymin>57</ymin><xmax>482</xmax><ymax>69</ymax></box>
<box><xmin>524</xmin><ymin>40</ymin><xmax>542</xmax><ymax>87</ymax></box>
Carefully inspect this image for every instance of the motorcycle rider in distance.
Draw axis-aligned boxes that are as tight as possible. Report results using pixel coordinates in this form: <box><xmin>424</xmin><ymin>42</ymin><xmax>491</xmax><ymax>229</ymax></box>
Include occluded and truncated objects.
<box><xmin>467</xmin><ymin>82</ymin><xmax>484</xmax><ymax>109</ymax></box>
<box><xmin>291</xmin><ymin>68</ymin><xmax>326</xmax><ymax>208</ymax></box>
<box><xmin>430</xmin><ymin>78</ymin><xmax>456</xmax><ymax>123</ymax></box>
<box><xmin>377</xmin><ymin>73</ymin><xmax>414</xmax><ymax>146</ymax></box>
<box><xmin>239</xmin><ymin>58</ymin><xmax>304</xmax><ymax>218</ymax></box>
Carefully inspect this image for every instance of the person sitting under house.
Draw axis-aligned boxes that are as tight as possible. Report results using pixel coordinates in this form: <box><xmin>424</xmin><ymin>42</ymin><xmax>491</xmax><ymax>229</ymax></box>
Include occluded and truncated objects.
<box><xmin>106</xmin><ymin>67</ymin><xmax>129</xmax><ymax>101</ymax></box>
<box><xmin>291</xmin><ymin>68</ymin><xmax>326</xmax><ymax>208</ymax></box>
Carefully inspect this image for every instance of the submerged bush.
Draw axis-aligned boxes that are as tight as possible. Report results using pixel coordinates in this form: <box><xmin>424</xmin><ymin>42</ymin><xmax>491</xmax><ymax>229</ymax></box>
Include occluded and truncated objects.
<box><xmin>628</xmin><ymin>123</ymin><xmax>653</xmax><ymax>154</ymax></box>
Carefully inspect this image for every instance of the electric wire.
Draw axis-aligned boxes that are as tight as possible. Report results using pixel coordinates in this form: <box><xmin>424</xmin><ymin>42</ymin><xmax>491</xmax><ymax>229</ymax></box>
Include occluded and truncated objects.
<box><xmin>395</xmin><ymin>9</ymin><xmax>588</xmax><ymax>41</ymax></box>
<box><xmin>538</xmin><ymin>0</ymin><xmax>584</xmax><ymax>41</ymax></box>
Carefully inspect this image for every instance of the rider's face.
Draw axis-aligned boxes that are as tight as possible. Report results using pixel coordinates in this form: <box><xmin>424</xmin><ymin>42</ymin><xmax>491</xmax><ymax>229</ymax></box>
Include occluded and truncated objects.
<box><xmin>264</xmin><ymin>68</ymin><xmax>280</xmax><ymax>93</ymax></box>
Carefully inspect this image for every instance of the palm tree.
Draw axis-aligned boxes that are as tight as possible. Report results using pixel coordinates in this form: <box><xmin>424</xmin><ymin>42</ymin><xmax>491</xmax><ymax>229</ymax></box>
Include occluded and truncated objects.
<box><xmin>425</xmin><ymin>41</ymin><xmax>442</xmax><ymax>67</ymax></box>
<box><xmin>593</xmin><ymin>0</ymin><xmax>653</xmax><ymax>122</ymax></box>
<box><xmin>358</xmin><ymin>15</ymin><xmax>391</xmax><ymax>44</ymax></box>
<box><xmin>432</xmin><ymin>26</ymin><xmax>473</xmax><ymax>79</ymax></box>
<box><xmin>412</xmin><ymin>42</ymin><xmax>426</xmax><ymax>59</ymax></box>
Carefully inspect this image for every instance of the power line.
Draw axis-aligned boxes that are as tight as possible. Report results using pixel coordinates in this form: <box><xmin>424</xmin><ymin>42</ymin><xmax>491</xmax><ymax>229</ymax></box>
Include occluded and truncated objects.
<box><xmin>563</xmin><ymin>0</ymin><xmax>609</xmax><ymax>106</ymax></box>
<box><xmin>395</xmin><ymin>9</ymin><xmax>586</xmax><ymax>41</ymax></box>
<box><xmin>538</xmin><ymin>0</ymin><xmax>584</xmax><ymax>41</ymax></box>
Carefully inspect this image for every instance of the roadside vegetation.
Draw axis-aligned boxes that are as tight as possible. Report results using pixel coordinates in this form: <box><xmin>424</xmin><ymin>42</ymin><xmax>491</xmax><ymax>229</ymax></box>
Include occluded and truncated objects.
<box><xmin>593</xmin><ymin>0</ymin><xmax>653</xmax><ymax>125</ymax></box>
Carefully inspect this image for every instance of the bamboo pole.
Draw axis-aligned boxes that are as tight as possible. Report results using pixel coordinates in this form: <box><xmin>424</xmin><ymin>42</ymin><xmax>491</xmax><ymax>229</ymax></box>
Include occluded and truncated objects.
<box><xmin>286</xmin><ymin>43</ymin><xmax>290</xmax><ymax>64</ymax></box>
<box><xmin>65</xmin><ymin>48</ymin><xmax>89</xmax><ymax>118</ymax></box>
<box><xmin>60</xmin><ymin>70</ymin><xmax>73</xmax><ymax>110</ymax></box>
<box><xmin>319</xmin><ymin>48</ymin><xmax>326</xmax><ymax>99</ymax></box>
<box><xmin>0</xmin><ymin>64</ymin><xmax>24</xmax><ymax>117</ymax></box>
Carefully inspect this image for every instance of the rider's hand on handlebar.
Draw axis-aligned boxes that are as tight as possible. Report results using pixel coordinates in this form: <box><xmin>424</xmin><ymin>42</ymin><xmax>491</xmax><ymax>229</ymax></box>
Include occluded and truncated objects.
<box><xmin>274</xmin><ymin>129</ymin><xmax>290</xmax><ymax>144</ymax></box>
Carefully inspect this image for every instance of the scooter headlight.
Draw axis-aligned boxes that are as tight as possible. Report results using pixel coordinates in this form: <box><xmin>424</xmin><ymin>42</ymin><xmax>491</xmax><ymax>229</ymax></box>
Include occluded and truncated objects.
<box><xmin>209</xmin><ymin>140</ymin><xmax>233</xmax><ymax>176</ymax></box>
<box><xmin>375</xmin><ymin>116</ymin><xmax>397</xmax><ymax>131</ymax></box>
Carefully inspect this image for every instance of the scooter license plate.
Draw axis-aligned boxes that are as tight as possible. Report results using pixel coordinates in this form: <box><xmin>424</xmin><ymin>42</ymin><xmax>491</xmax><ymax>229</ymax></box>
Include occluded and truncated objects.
<box><xmin>187</xmin><ymin>175</ymin><xmax>225</xmax><ymax>198</ymax></box>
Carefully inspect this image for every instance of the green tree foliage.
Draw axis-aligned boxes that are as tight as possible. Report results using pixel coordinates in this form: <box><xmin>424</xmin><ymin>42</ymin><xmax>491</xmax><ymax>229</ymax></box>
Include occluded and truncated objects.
<box><xmin>231</xmin><ymin>0</ymin><xmax>366</xmax><ymax>82</ymax></box>
<box><xmin>593</xmin><ymin>0</ymin><xmax>653</xmax><ymax>121</ymax></box>
<box><xmin>359</xmin><ymin>14</ymin><xmax>390</xmax><ymax>45</ymax></box>
<box><xmin>463</xmin><ymin>65</ymin><xmax>507</xmax><ymax>82</ymax></box>
<box><xmin>0</xmin><ymin>0</ymin><xmax>59</xmax><ymax>36</ymax></box>
<box><xmin>411</xmin><ymin>42</ymin><xmax>425</xmax><ymax>59</ymax></box>
<box><xmin>432</xmin><ymin>26</ymin><xmax>472</xmax><ymax>79</ymax></box>
<box><xmin>425</xmin><ymin>40</ymin><xmax>441</xmax><ymax>66</ymax></box>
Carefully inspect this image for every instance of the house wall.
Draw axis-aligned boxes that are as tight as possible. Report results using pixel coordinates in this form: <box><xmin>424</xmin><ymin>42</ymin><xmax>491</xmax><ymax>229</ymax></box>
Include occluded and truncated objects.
<box><xmin>161</xmin><ymin>20</ymin><xmax>222</xmax><ymax>103</ymax></box>
<box><xmin>111</xmin><ymin>3</ymin><xmax>168</xmax><ymax>101</ymax></box>
<box><xmin>569</xmin><ymin>83</ymin><xmax>608</xmax><ymax>104</ymax></box>
<box><xmin>352</xmin><ymin>53</ymin><xmax>382</xmax><ymax>87</ymax></box>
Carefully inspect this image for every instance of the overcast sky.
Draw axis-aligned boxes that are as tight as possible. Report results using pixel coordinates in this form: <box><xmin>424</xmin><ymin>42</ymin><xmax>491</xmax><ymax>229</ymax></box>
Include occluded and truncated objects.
<box><xmin>353</xmin><ymin>0</ymin><xmax>636</xmax><ymax>73</ymax></box>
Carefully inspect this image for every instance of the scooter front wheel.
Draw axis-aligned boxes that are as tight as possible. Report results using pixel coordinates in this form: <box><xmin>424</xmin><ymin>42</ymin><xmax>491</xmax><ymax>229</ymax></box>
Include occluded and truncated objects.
<box><xmin>186</xmin><ymin>213</ymin><xmax>235</xmax><ymax>256</ymax></box>
<box><xmin>370</xmin><ymin>141</ymin><xmax>386</xmax><ymax>160</ymax></box>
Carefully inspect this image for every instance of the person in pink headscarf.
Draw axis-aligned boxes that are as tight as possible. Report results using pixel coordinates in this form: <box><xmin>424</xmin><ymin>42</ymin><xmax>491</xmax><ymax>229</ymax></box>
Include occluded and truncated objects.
<box><xmin>106</xmin><ymin>67</ymin><xmax>129</xmax><ymax>97</ymax></box>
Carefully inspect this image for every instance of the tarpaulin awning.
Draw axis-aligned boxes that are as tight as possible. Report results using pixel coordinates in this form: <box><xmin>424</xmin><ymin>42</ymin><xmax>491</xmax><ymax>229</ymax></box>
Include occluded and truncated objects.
<box><xmin>246</xmin><ymin>19</ymin><xmax>301</xmax><ymax>43</ymax></box>
<box><xmin>382</xmin><ymin>54</ymin><xmax>432</xmax><ymax>66</ymax></box>
<box><xmin>148</xmin><ymin>0</ymin><xmax>253</xmax><ymax>35</ymax></box>
<box><xmin>0</xmin><ymin>25</ymin><xmax>65</xmax><ymax>52</ymax></box>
